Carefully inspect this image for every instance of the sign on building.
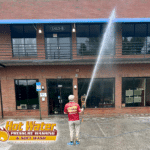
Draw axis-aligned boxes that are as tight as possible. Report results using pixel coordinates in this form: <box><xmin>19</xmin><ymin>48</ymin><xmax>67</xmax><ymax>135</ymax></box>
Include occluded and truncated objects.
<box><xmin>36</xmin><ymin>82</ymin><xmax>41</xmax><ymax>91</ymax></box>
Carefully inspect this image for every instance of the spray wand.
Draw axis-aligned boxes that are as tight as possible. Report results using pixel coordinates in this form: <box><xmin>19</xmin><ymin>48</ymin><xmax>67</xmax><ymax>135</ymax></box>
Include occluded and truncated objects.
<box><xmin>81</xmin><ymin>94</ymin><xmax>87</xmax><ymax>122</ymax></box>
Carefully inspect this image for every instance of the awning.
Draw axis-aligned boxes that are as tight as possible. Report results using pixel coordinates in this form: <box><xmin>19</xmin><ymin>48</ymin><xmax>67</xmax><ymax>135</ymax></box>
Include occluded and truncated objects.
<box><xmin>0</xmin><ymin>18</ymin><xmax>150</xmax><ymax>24</ymax></box>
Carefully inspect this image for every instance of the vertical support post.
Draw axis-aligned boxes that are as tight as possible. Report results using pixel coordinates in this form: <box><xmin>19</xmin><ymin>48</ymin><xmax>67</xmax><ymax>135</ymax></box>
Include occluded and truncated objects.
<box><xmin>144</xmin><ymin>78</ymin><xmax>146</xmax><ymax>107</ymax></box>
<box><xmin>115</xmin><ymin>75</ymin><xmax>122</xmax><ymax>109</ymax></box>
<box><xmin>73</xmin><ymin>78</ymin><xmax>78</xmax><ymax>104</ymax></box>
<box><xmin>36</xmin><ymin>82</ymin><xmax>42</xmax><ymax>120</ymax></box>
<box><xmin>38</xmin><ymin>91</ymin><xmax>42</xmax><ymax>120</ymax></box>
<box><xmin>0</xmin><ymin>81</ymin><xmax>3</xmax><ymax>119</ymax></box>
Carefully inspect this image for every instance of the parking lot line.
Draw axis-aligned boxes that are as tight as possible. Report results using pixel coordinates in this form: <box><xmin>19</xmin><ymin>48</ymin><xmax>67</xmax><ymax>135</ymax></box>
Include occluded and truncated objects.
<box><xmin>95</xmin><ymin>120</ymin><xmax>106</xmax><ymax>137</ymax></box>
<box><xmin>0</xmin><ymin>120</ymin><xmax>5</xmax><ymax>126</ymax></box>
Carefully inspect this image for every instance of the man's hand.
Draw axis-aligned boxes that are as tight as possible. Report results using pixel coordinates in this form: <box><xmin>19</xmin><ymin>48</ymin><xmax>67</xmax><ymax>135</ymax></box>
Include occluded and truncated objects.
<box><xmin>79</xmin><ymin>108</ymin><xmax>84</xmax><ymax>113</ymax></box>
<box><xmin>64</xmin><ymin>112</ymin><xmax>67</xmax><ymax>114</ymax></box>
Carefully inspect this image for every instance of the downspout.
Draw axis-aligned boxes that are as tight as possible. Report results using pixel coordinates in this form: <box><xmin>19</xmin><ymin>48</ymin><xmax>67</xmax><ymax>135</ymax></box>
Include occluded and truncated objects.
<box><xmin>0</xmin><ymin>81</ymin><xmax>3</xmax><ymax>119</ymax></box>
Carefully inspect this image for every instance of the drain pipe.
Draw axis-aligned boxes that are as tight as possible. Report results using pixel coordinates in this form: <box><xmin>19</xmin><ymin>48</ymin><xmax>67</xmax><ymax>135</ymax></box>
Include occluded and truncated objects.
<box><xmin>0</xmin><ymin>81</ymin><xmax>3</xmax><ymax>119</ymax></box>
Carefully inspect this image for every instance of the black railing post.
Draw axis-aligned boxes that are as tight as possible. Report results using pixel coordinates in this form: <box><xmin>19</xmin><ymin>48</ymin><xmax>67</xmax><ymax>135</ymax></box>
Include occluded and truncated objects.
<box><xmin>82</xmin><ymin>46</ymin><xmax>83</xmax><ymax>59</ymax></box>
<box><xmin>18</xmin><ymin>44</ymin><xmax>20</xmax><ymax>58</ymax></box>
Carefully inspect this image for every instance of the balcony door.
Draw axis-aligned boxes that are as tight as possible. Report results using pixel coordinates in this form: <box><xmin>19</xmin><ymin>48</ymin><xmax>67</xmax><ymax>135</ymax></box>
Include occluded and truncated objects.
<box><xmin>45</xmin><ymin>24</ymin><xmax>72</xmax><ymax>59</ymax></box>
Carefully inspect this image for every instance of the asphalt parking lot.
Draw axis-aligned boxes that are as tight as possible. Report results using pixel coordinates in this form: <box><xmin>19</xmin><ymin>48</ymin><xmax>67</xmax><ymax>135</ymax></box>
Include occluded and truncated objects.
<box><xmin>0</xmin><ymin>115</ymin><xmax>150</xmax><ymax>150</ymax></box>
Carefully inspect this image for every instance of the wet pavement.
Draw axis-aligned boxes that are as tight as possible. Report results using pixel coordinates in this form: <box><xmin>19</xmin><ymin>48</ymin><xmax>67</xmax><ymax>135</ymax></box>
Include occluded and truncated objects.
<box><xmin>0</xmin><ymin>115</ymin><xmax>150</xmax><ymax>150</ymax></box>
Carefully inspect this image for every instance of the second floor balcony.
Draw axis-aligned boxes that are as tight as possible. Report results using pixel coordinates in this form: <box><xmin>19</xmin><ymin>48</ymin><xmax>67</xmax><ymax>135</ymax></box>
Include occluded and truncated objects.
<box><xmin>0</xmin><ymin>23</ymin><xmax>150</xmax><ymax>67</ymax></box>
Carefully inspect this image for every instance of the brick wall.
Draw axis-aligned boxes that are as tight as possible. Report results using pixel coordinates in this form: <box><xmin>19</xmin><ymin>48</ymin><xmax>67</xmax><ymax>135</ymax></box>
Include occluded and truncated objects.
<box><xmin>0</xmin><ymin>23</ymin><xmax>150</xmax><ymax>61</ymax></box>
<box><xmin>37</xmin><ymin>24</ymin><xmax>45</xmax><ymax>60</ymax></box>
<box><xmin>0</xmin><ymin>64</ymin><xmax>150</xmax><ymax>118</ymax></box>
<box><xmin>0</xmin><ymin>25</ymin><xmax>12</xmax><ymax>60</ymax></box>
<box><xmin>0</xmin><ymin>0</ymin><xmax>150</xmax><ymax>19</ymax></box>
<box><xmin>0</xmin><ymin>82</ymin><xmax>2</xmax><ymax>119</ymax></box>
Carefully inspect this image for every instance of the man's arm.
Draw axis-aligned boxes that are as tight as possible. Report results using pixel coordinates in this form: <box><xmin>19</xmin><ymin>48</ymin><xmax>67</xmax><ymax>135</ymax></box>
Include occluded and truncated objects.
<box><xmin>77</xmin><ymin>104</ymin><xmax>84</xmax><ymax>114</ymax></box>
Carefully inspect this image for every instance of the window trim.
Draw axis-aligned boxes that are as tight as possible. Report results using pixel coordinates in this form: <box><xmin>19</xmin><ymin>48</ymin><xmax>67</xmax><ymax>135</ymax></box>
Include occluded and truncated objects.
<box><xmin>122</xmin><ymin>23</ymin><xmax>150</xmax><ymax>37</ymax></box>
<box><xmin>122</xmin><ymin>77</ymin><xmax>150</xmax><ymax>107</ymax></box>
<box><xmin>11</xmin><ymin>24</ymin><xmax>37</xmax><ymax>57</ymax></box>
<box><xmin>76</xmin><ymin>23</ymin><xmax>103</xmax><ymax>38</ymax></box>
<box><xmin>15</xmin><ymin>79</ymin><xmax>39</xmax><ymax>110</ymax></box>
<box><xmin>78</xmin><ymin>78</ymin><xmax>115</xmax><ymax>108</ymax></box>
<box><xmin>44</xmin><ymin>24</ymin><xmax>72</xmax><ymax>59</ymax></box>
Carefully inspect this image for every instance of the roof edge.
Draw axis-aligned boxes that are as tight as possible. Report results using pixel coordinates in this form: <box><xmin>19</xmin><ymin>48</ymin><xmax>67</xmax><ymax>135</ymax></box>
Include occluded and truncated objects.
<box><xmin>0</xmin><ymin>18</ymin><xmax>150</xmax><ymax>24</ymax></box>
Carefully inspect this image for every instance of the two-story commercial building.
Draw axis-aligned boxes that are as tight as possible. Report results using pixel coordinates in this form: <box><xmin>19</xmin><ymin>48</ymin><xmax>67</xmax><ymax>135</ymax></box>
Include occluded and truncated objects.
<box><xmin>0</xmin><ymin>0</ymin><xmax>150</xmax><ymax>119</ymax></box>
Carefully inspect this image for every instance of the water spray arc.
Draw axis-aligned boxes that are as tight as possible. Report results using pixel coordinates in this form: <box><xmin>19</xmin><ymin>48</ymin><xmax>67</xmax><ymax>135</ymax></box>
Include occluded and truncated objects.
<box><xmin>85</xmin><ymin>8</ymin><xmax>116</xmax><ymax>103</ymax></box>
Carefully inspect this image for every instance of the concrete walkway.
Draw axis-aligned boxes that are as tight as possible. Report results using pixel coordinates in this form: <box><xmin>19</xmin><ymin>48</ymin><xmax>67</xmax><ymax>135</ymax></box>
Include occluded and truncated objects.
<box><xmin>0</xmin><ymin>115</ymin><xmax>150</xmax><ymax>150</ymax></box>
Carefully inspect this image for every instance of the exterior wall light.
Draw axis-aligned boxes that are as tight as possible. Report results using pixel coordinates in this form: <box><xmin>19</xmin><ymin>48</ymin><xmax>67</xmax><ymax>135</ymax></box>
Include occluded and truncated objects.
<box><xmin>42</xmin><ymin>86</ymin><xmax>44</xmax><ymax>90</ymax></box>
<box><xmin>72</xmin><ymin>23</ymin><xmax>76</xmax><ymax>32</ymax></box>
<box><xmin>74</xmin><ymin>85</ymin><xmax>77</xmax><ymax>89</ymax></box>
<box><xmin>39</xmin><ymin>29</ymin><xmax>42</xmax><ymax>33</ymax></box>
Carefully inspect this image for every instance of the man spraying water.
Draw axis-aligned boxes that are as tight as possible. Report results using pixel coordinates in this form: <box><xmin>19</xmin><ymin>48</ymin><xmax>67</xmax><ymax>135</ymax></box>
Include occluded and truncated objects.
<box><xmin>64</xmin><ymin>95</ymin><xmax>84</xmax><ymax>145</ymax></box>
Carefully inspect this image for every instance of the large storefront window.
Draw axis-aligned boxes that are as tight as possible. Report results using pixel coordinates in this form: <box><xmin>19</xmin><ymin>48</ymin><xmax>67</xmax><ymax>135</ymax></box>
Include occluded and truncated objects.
<box><xmin>15</xmin><ymin>80</ymin><xmax>39</xmax><ymax>110</ymax></box>
<box><xmin>122</xmin><ymin>23</ymin><xmax>150</xmax><ymax>55</ymax></box>
<box><xmin>122</xmin><ymin>77</ymin><xmax>150</xmax><ymax>107</ymax></box>
<box><xmin>11</xmin><ymin>25</ymin><xmax>37</xmax><ymax>57</ymax></box>
<box><xmin>76</xmin><ymin>24</ymin><xmax>115</xmax><ymax>56</ymax></box>
<box><xmin>78</xmin><ymin>78</ymin><xmax>115</xmax><ymax>108</ymax></box>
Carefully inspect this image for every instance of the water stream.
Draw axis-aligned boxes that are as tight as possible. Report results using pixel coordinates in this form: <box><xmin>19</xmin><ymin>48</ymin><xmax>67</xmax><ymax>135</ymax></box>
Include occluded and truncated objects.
<box><xmin>86</xmin><ymin>8</ymin><xmax>116</xmax><ymax>102</ymax></box>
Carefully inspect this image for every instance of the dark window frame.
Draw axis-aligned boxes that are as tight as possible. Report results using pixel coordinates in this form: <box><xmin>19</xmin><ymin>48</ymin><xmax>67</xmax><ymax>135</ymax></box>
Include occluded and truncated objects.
<box><xmin>76</xmin><ymin>23</ymin><xmax>115</xmax><ymax>56</ymax></box>
<box><xmin>15</xmin><ymin>79</ymin><xmax>39</xmax><ymax>110</ymax></box>
<box><xmin>11</xmin><ymin>24</ymin><xmax>37</xmax><ymax>57</ymax></box>
<box><xmin>122</xmin><ymin>77</ymin><xmax>150</xmax><ymax>107</ymax></box>
<box><xmin>44</xmin><ymin>24</ymin><xmax>72</xmax><ymax>59</ymax></box>
<box><xmin>78</xmin><ymin>78</ymin><xmax>115</xmax><ymax>108</ymax></box>
<box><xmin>76</xmin><ymin>23</ymin><xmax>103</xmax><ymax>37</ymax></box>
<box><xmin>122</xmin><ymin>23</ymin><xmax>150</xmax><ymax>55</ymax></box>
<box><xmin>122</xmin><ymin>23</ymin><xmax>149</xmax><ymax>37</ymax></box>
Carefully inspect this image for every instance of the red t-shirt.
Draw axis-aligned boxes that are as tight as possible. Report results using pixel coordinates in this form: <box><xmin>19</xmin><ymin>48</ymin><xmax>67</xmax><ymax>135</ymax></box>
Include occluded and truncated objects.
<box><xmin>64</xmin><ymin>102</ymin><xmax>82</xmax><ymax>121</ymax></box>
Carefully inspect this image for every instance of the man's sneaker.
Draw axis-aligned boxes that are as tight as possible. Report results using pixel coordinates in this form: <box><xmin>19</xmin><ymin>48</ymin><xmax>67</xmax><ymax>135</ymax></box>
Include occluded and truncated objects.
<box><xmin>67</xmin><ymin>141</ymin><xmax>74</xmax><ymax>145</ymax></box>
<box><xmin>76</xmin><ymin>141</ymin><xmax>80</xmax><ymax>145</ymax></box>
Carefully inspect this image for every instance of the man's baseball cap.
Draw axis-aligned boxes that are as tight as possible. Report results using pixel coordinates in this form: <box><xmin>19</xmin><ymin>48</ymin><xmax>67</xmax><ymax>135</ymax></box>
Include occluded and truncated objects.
<box><xmin>68</xmin><ymin>95</ymin><xmax>74</xmax><ymax>101</ymax></box>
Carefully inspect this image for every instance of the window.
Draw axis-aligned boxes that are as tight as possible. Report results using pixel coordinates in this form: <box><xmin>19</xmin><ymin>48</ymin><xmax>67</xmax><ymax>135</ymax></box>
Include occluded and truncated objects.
<box><xmin>76</xmin><ymin>24</ymin><xmax>115</xmax><ymax>56</ymax></box>
<box><xmin>122</xmin><ymin>77</ymin><xmax>150</xmax><ymax>107</ymax></box>
<box><xmin>11</xmin><ymin>25</ymin><xmax>37</xmax><ymax>57</ymax></box>
<box><xmin>15</xmin><ymin>80</ymin><xmax>39</xmax><ymax>110</ymax></box>
<box><xmin>78</xmin><ymin>78</ymin><xmax>115</xmax><ymax>108</ymax></box>
<box><xmin>76</xmin><ymin>24</ymin><xmax>101</xmax><ymax>56</ymax></box>
<box><xmin>122</xmin><ymin>23</ymin><xmax>150</xmax><ymax>55</ymax></box>
<box><xmin>44</xmin><ymin>24</ymin><xmax>71</xmax><ymax>59</ymax></box>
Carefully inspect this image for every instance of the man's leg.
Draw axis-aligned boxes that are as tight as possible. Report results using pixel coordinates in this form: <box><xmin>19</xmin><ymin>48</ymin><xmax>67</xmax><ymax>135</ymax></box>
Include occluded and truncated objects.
<box><xmin>74</xmin><ymin>120</ymin><xmax>80</xmax><ymax>143</ymax></box>
<box><xmin>68</xmin><ymin>121</ymin><xmax>75</xmax><ymax>144</ymax></box>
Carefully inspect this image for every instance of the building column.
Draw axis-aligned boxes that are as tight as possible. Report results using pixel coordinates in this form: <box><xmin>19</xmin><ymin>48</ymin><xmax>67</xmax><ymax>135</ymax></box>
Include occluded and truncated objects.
<box><xmin>1</xmin><ymin>78</ymin><xmax>16</xmax><ymax>118</ymax></box>
<box><xmin>0</xmin><ymin>80</ymin><xmax>2</xmax><ymax>119</ymax></box>
<box><xmin>73</xmin><ymin>78</ymin><xmax>78</xmax><ymax>104</ymax></box>
<box><xmin>0</xmin><ymin>25</ymin><xmax>12</xmax><ymax>60</ymax></box>
<box><xmin>39</xmin><ymin>78</ymin><xmax>48</xmax><ymax>118</ymax></box>
<box><xmin>115</xmin><ymin>23</ymin><xmax>122</xmax><ymax>58</ymax></box>
<box><xmin>115</xmin><ymin>75</ymin><xmax>122</xmax><ymax>109</ymax></box>
<box><xmin>36</xmin><ymin>24</ymin><xmax>45</xmax><ymax>60</ymax></box>
<box><xmin>72</xmin><ymin>23</ymin><xmax>77</xmax><ymax>60</ymax></box>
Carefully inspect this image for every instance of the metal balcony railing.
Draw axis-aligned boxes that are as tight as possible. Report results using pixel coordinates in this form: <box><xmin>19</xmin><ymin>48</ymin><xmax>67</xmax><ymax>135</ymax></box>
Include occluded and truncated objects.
<box><xmin>12</xmin><ymin>44</ymin><xmax>37</xmax><ymax>57</ymax></box>
<box><xmin>122</xmin><ymin>42</ymin><xmax>150</xmax><ymax>55</ymax></box>
<box><xmin>46</xmin><ymin>43</ymin><xmax>71</xmax><ymax>59</ymax></box>
<box><xmin>0</xmin><ymin>42</ymin><xmax>150</xmax><ymax>61</ymax></box>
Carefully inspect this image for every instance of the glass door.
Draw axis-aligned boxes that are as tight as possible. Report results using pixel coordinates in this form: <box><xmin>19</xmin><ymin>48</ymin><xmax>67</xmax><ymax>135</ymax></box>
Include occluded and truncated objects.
<box><xmin>46</xmin><ymin>36</ymin><xmax>58</xmax><ymax>59</ymax></box>
<box><xmin>45</xmin><ymin>24</ymin><xmax>72</xmax><ymax>60</ymax></box>
<box><xmin>47</xmin><ymin>79</ymin><xmax>73</xmax><ymax>115</ymax></box>
<box><xmin>58</xmin><ymin>33</ymin><xmax>71</xmax><ymax>59</ymax></box>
